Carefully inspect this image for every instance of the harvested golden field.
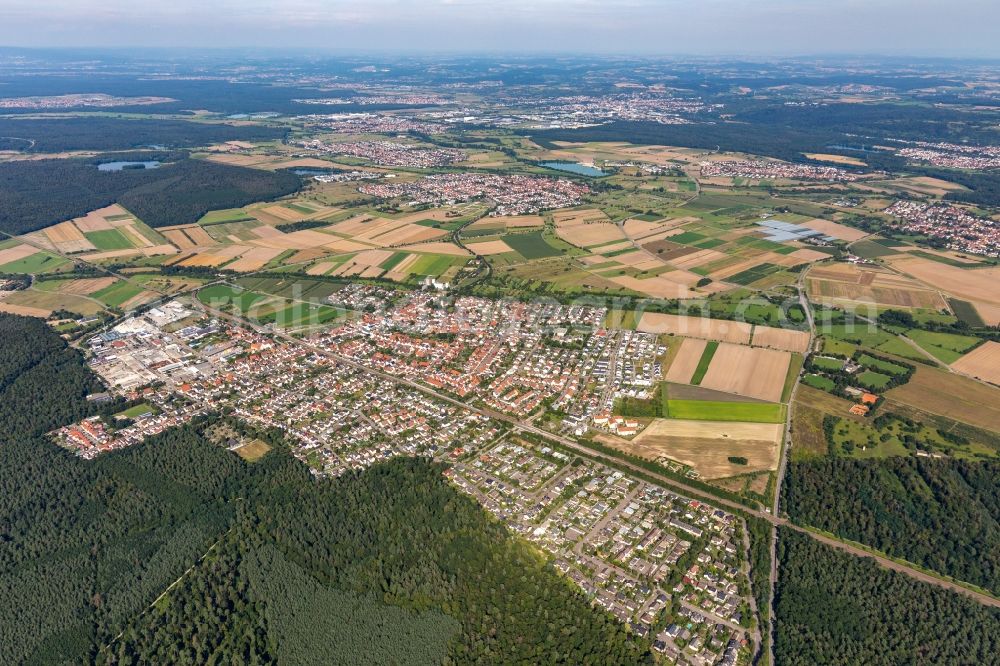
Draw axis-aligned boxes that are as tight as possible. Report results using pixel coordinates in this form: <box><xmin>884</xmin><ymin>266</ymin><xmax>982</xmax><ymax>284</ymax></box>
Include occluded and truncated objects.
<box><xmin>43</xmin><ymin>221</ymin><xmax>95</xmax><ymax>253</ymax></box>
<box><xmin>120</xmin><ymin>291</ymin><xmax>158</xmax><ymax>310</ymax></box>
<box><xmin>57</xmin><ymin>277</ymin><xmax>117</xmax><ymax>295</ymax></box>
<box><xmin>669</xmin><ymin>249</ymin><xmax>728</xmax><ymax>270</ymax></box>
<box><xmin>950</xmin><ymin>341</ymin><xmax>1000</xmax><ymax>386</ymax></box>
<box><xmin>162</xmin><ymin>229</ymin><xmax>197</xmax><ymax>250</ymax></box>
<box><xmin>178</xmin><ymin>245</ymin><xmax>250</xmax><ymax>268</ymax></box>
<box><xmin>467</xmin><ymin>239</ymin><xmax>514</xmax><ymax>255</ymax></box>
<box><xmin>664</xmin><ymin>337</ymin><xmax>708</xmax><ymax>384</ymax></box>
<box><xmin>183</xmin><ymin>226</ymin><xmax>217</xmax><ymax>246</ymax></box>
<box><xmin>286</xmin><ymin>248</ymin><xmax>328</xmax><ymax>264</ymax></box>
<box><xmin>118</xmin><ymin>224</ymin><xmax>154</xmax><ymax>248</ymax></box>
<box><xmin>752</xmin><ymin>325</ymin><xmax>810</xmax><ymax>353</ymax></box>
<box><xmin>787</xmin><ymin>248</ymin><xmax>830</xmax><ymax>262</ymax></box>
<box><xmin>248</xmin><ymin>229</ymin><xmax>339</xmax><ymax>251</ymax></box>
<box><xmin>397</xmin><ymin>242</ymin><xmax>470</xmax><ymax>256</ymax></box>
<box><xmin>306</xmin><ymin>261</ymin><xmax>337</xmax><ymax>276</ymax></box>
<box><xmin>883</xmin><ymin>256</ymin><xmax>1000</xmax><ymax>324</ymax></box>
<box><xmin>799</xmin><ymin>218</ymin><xmax>868</xmax><ymax>242</ymax></box>
<box><xmin>886</xmin><ymin>365</ymin><xmax>1000</xmax><ymax>432</ymax></box>
<box><xmin>623</xmin><ymin>218</ymin><xmax>685</xmax><ymax>241</ymax></box>
<box><xmin>204</xmin><ymin>153</ymin><xmax>271</xmax><ymax>168</ymax></box>
<box><xmin>807</xmin><ymin>262</ymin><xmax>948</xmax><ymax>310</ymax></box>
<box><xmin>888</xmin><ymin>176</ymin><xmax>967</xmax><ymax>196</ymax></box>
<box><xmin>70</xmin><ymin>204</ymin><xmax>124</xmax><ymax>232</ymax></box>
<box><xmin>268</xmin><ymin>157</ymin><xmax>337</xmax><ymax>170</ymax></box>
<box><xmin>0</xmin><ymin>302</ymin><xmax>51</xmax><ymax>317</ymax></box>
<box><xmin>370</xmin><ymin>224</ymin><xmax>447</xmax><ymax>246</ymax></box>
<box><xmin>699</xmin><ymin>343</ymin><xmax>791</xmax><ymax>403</ymax></box>
<box><xmin>610</xmin><ymin>274</ymin><xmax>697</xmax><ymax>299</ymax></box>
<box><xmin>502</xmin><ymin>215</ymin><xmax>545</xmax><ymax>229</ymax></box>
<box><xmin>617</xmin><ymin>418</ymin><xmax>782</xmax><ymax>478</ymax></box>
<box><xmin>709</xmin><ymin>256</ymin><xmax>774</xmax><ymax>281</ymax></box>
<box><xmin>0</xmin><ymin>244</ymin><xmax>39</xmax><ymax>266</ymax></box>
<box><xmin>224</xmin><ymin>247</ymin><xmax>285</xmax><ymax>272</ymax></box>
<box><xmin>555</xmin><ymin>221</ymin><xmax>624</xmax><ymax>248</ymax></box>
<box><xmin>804</xmin><ymin>153</ymin><xmax>867</xmax><ymax>166</ymax></box>
<box><xmin>637</xmin><ymin>312</ymin><xmax>753</xmax><ymax>344</ymax></box>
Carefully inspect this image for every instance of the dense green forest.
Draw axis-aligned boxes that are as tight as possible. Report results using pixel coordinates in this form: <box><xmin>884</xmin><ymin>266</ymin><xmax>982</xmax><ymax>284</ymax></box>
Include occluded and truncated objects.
<box><xmin>0</xmin><ymin>117</ymin><xmax>288</xmax><ymax>152</ymax></box>
<box><xmin>0</xmin><ymin>313</ymin><xmax>649</xmax><ymax>665</ymax></box>
<box><xmin>0</xmin><ymin>155</ymin><xmax>301</xmax><ymax>234</ymax></box>
<box><xmin>782</xmin><ymin>456</ymin><xmax>1000</xmax><ymax>595</ymax></box>
<box><xmin>774</xmin><ymin>529</ymin><xmax>1000</xmax><ymax>665</ymax></box>
<box><xmin>0</xmin><ymin>76</ymin><xmax>434</xmax><ymax>116</ymax></box>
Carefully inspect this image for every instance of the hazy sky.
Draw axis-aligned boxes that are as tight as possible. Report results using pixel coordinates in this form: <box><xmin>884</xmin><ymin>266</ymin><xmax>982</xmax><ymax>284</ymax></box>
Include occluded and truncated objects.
<box><xmin>1</xmin><ymin>0</ymin><xmax>997</xmax><ymax>57</ymax></box>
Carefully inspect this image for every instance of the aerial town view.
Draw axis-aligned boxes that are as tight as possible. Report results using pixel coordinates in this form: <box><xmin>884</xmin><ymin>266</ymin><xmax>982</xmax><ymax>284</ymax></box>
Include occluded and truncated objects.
<box><xmin>1</xmin><ymin>1</ymin><xmax>1000</xmax><ymax>665</ymax></box>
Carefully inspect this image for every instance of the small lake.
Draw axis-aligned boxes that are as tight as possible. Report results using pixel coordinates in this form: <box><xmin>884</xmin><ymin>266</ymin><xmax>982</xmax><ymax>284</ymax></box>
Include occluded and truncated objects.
<box><xmin>292</xmin><ymin>168</ymin><xmax>338</xmax><ymax>176</ymax></box>
<box><xmin>97</xmin><ymin>161</ymin><xmax>162</xmax><ymax>172</ymax></box>
<box><xmin>541</xmin><ymin>161</ymin><xmax>606</xmax><ymax>177</ymax></box>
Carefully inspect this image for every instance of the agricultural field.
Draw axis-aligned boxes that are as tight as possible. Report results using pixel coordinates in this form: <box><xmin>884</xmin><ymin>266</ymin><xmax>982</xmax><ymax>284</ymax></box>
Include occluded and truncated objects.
<box><xmin>196</xmin><ymin>282</ymin><xmax>345</xmax><ymax>329</ymax></box>
<box><xmin>637</xmin><ymin>312</ymin><xmax>753</xmax><ymax>344</ymax></box>
<box><xmin>806</xmin><ymin>262</ymin><xmax>947</xmax><ymax>310</ymax></box>
<box><xmin>616</xmin><ymin>418</ymin><xmax>784</xmax><ymax>479</ymax></box>
<box><xmin>21</xmin><ymin>204</ymin><xmax>176</xmax><ymax>262</ymax></box>
<box><xmin>950</xmin><ymin>341</ymin><xmax>1000</xmax><ymax>386</ymax></box>
<box><xmin>882</xmin><ymin>255</ymin><xmax>1000</xmax><ymax>326</ymax></box>
<box><xmin>0</xmin><ymin>246</ymin><xmax>69</xmax><ymax>274</ymax></box>
<box><xmin>885</xmin><ymin>365</ymin><xmax>1000</xmax><ymax>435</ymax></box>
<box><xmin>697</xmin><ymin>342</ymin><xmax>791</xmax><ymax>403</ymax></box>
<box><xmin>501</xmin><ymin>231</ymin><xmax>562</xmax><ymax>259</ymax></box>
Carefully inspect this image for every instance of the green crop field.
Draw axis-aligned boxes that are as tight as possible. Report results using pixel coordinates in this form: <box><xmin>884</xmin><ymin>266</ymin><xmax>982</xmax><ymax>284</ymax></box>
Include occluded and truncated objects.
<box><xmin>665</xmin><ymin>399</ymin><xmax>786</xmax><ymax>423</ymax></box>
<box><xmin>93</xmin><ymin>281</ymin><xmax>145</xmax><ymax>308</ymax></box>
<box><xmin>84</xmin><ymin>229</ymin><xmax>134</xmax><ymax>251</ymax></box>
<box><xmin>850</xmin><ymin>240</ymin><xmax>899</xmax><ymax>259</ymax></box>
<box><xmin>857</xmin><ymin>354</ymin><xmax>909</xmax><ymax>376</ymax></box>
<box><xmin>726</xmin><ymin>263</ymin><xmax>781</xmax><ymax>286</ymax></box>
<box><xmin>906</xmin><ymin>329</ymin><xmax>980</xmax><ymax>364</ymax></box>
<box><xmin>409</xmin><ymin>253</ymin><xmax>461</xmax><ymax>276</ymax></box>
<box><xmin>823</xmin><ymin>322</ymin><xmax>893</xmax><ymax>348</ymax></box>
<box><xmin>198</xmin><ymin>208</ymin><xmax>252</xmax><ymax>224</ymax></box>
<box><xmin>668</xmin><ymin>231</ymin><xmax>706</xmax><ymax>245</ymax></box>
<box><xmin>803</xmin><ymin>374</ymin><xmax>836</xmax><ymax>391</ymax></box>
<box><xmin>857</xmin><ymin>370</ymin><xmax>892</xmax><ymax>390</ymax></box>
<box><xmin>811</xmin><ymin>356</ymin><xmax>844</xmax><ymax>372</ymax></box>
<box><xmin>197</xmin><ymin>284</ymin><xmax>269</xmax><ymax>313</ymax></box>
<box><xmin>949</xmin><ymin>298</ymin><xmax>986</xmax><ymax>327</ymax></box>
<box><xmin>379</xmin><ymin>252</ymin><xmax>408</xmax><ymax>271</ymax></box>
<box><xmin>272</xmin><ymin>303</ymin><xmax>344</xmax><ymax>328</ymax></box>
<box><xmin>0</xmin><ymin>252</ymin><xmax>69</xmax><ymax>274</ymax></box>
<box><xmin>502</xmin><ymin>232</ymin><xmax>561</xmax><ymax>259</ymax></box>
<box><xmin>690</xmin><ymin>341</ymin><xmax>719</xmax><ymax>385</ymax></box>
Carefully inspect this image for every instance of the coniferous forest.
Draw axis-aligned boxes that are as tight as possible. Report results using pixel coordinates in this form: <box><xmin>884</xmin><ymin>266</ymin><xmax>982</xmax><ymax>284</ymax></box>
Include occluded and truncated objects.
<box><xmin>0</xmin><ymin>155</ymin><xmax>302</xmax><ymax>235</ymax></box>
<box><xmin>774</xmin><ymin>529</ymin><xmax>1000</xmax><ymax>665</ymax></box>
<box><xmin>782</xmin><ymin>456</ymin><xmax>1000</xmax><ymax>595</ymax></box>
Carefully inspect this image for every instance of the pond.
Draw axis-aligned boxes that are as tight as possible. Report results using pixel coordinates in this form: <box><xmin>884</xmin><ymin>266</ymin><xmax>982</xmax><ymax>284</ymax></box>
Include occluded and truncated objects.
<box><xmin>97</xmin><ymin>161</ymin><xmax>162</xmax><ymax>172</ymax></box>
<box><xmin>540</xmin><ymin>161</ymin><xmax>606</xmax><ymax>177</ymax></box>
